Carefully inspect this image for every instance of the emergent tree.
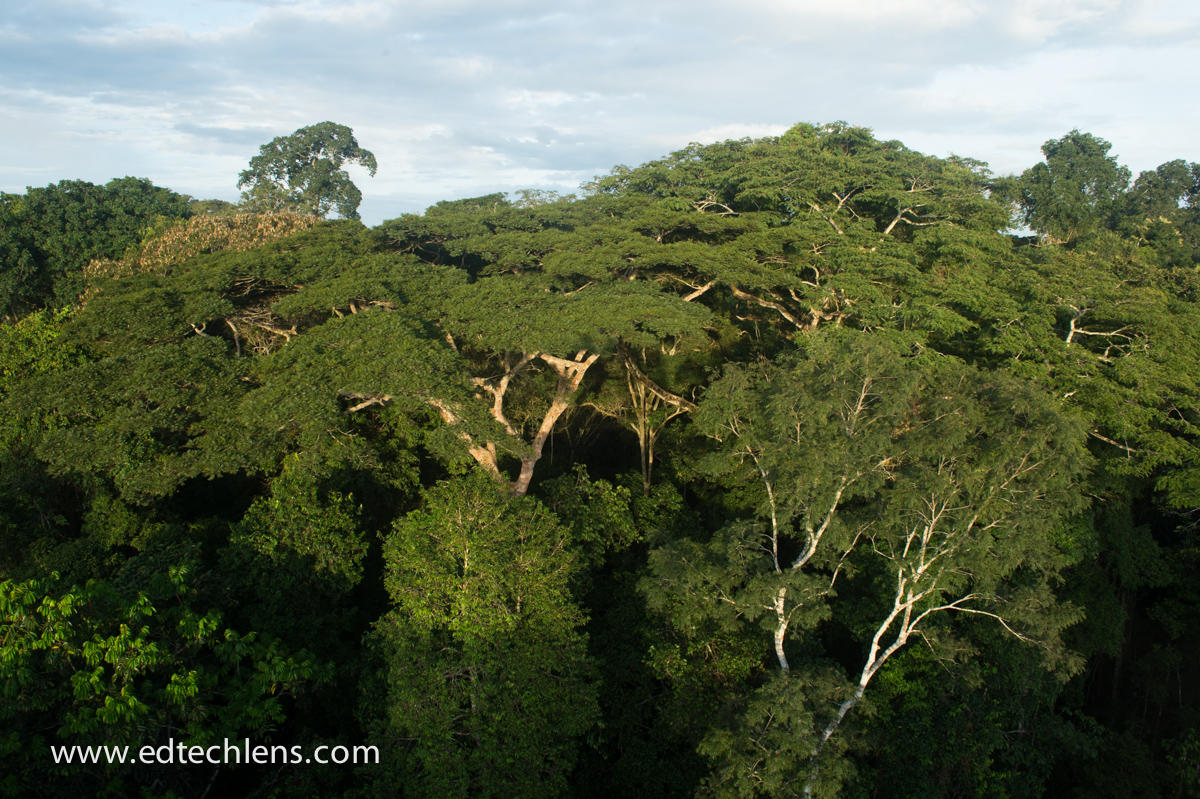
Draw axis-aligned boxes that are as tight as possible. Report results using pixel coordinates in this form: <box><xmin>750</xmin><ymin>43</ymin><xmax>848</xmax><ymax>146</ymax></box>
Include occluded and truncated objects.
<box><xmin>238</xmin><ymin>121</ymin><xmax>377</xmax><ymax>220</ymax></box>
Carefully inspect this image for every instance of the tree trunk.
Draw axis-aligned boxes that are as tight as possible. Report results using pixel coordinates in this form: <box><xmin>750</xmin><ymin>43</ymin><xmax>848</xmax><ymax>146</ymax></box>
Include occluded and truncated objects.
<box><xmin>509</xmin><ymin>351</ymin><xmax>600</xmax><ymax>495</ymax></box>
<box><xmin>774</xmin><ymin>587</ymin><xmax>790</xmax><ymax>672</ymax></box>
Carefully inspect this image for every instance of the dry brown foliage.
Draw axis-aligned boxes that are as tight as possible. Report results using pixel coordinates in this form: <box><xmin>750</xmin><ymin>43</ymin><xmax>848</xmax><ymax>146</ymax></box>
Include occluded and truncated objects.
<box><xmin>86</xmin><ymin>212</ymin><xmax>319</xmax><ymax>281</ymax></box>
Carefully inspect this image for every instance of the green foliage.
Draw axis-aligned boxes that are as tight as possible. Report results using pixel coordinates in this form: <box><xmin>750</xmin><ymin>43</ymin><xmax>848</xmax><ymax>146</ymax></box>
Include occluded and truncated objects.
<box><xmin>9</xmin><ymin>338</ymin><xmax>249</xmax><ymax>504</ymax></box>
<box><xmin>220</xmin><ymin>470</ymin><xmax>367</xmax><ymax>652</ymax></box>
<box><xmin>1005</xmin><ymin>130</ymin><xmax>1131</xmax><ymax>243</ymax></box>
<box><xmin>238</xmin><ymin>121</ymin><xmax>377</xmax><ymax>220</ymax></box>
<box><xmin>0</xmin><ymin>309</ymin><xmax>88</xmax><ymax>574</ymax></box>
<box><xmin>0</xmin><ymin>562</ymin><xmax>323</xmax><ymax>796</ymax></box>
<box><xmin>650</xmin><ymin>329</ymin><xmax>1089</xmax><ymax>794</ymax></box>
<box><xmin>0</xmin><ymin>177</ymin><xmax>193</xmax><ymax>316</ymax></box>
<box><xmin>3</xmin><ymin>120</ymin><xmax>1200</xmax><ymax>798</ymax></box>
<box><xmin>844</xmin><ymin>640</ymin><xmax>1080</xmax><ymax>799</ymax></box>
<box><xmin>539</xmin><ymin>465</ymin><xmax>640</xmax><ymax>567</ymax></box>
<box><xmin>1115</xmin><ymin>159</ymin><xmax>1200</xmax><ymax>269</ymax></box>
<box><xmin>446</xmin><ymin>276</ymin><xmax>712</xmax><ymax>355</ymax></box>
<box><xmin>372</xmin><ymin>475</ymin><xmax>598</xmax><ymax>797</ymax></box>
<box><xmin>697</xmin><ymin>669</ymin><xmax>850</xmax><ymax>799</ymax></box>
<box><xmin>0</xmin><ymin>308</ymin><xmax>81</xmax><ymax>394</ymax></box>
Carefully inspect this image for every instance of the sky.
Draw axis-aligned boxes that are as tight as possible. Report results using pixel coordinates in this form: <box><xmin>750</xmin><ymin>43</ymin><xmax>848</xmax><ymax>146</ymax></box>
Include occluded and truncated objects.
<box><xmin>2</xmin><ymin>0</ymin><xmax>1198</xmax><ymax>226</ymax></box>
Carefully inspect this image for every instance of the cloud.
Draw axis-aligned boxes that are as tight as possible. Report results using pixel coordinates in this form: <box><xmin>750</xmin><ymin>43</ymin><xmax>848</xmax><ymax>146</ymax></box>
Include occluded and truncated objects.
<box><xmin>1</xmin><ymin>0</ymin><xmax>1197</xmax><ymax>222</ymax></box>
<box><xmin>1</xmin><ymin>0</ymin><xmax>124</xmax><ymax>35</ymax></box>
<box><xmin>174</xmin><ymin>122</ymin><xmax>280</xmax><ymax>148</ymax></box>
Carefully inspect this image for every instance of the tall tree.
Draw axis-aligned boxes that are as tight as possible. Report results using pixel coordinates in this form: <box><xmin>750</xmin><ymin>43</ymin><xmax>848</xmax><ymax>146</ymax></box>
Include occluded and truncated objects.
<box><xmin>238</xmin><ymin>122</ymin><xmax>377</xmax><ymax>220</ymax></box>
<box><xmin>645</xmin><ymin>331</ymin><xmax>1089</xmax><ymax>797</ymax></box>
<box><xmin>1006</xmin><ymin>130</ymin><xmax>1131</xmax><ymax>244</ymax></box>
<box><xmin>371</xmin><ymin>475</ymin><xmax>597</xmax><ymax>798</ymax></box>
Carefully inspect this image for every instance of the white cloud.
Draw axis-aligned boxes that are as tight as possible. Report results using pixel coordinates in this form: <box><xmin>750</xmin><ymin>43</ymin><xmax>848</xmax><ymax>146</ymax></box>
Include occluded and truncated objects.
<box><xmin>1</xmin><ymin>0</ymin><xmax>1198</xmax><ymax>221</ymax></box>
<box><xmin>688</xmin><ymin>123</ymin><xmax>791</xmax><ymax>144</ymax></box>
<box><xmin>998</xmin><ymin>0</ymin><xmax>1122</xmax><ymax>42</ymax></box>
<box><xmin>738</xmin><ymin>0</ymin><xmax>985</xmax><ymax>31</ymax></box>
<box><xmin>502</xmin><ymin>90</ymin><xmax>578</xmax><ymax>112</ymax></box>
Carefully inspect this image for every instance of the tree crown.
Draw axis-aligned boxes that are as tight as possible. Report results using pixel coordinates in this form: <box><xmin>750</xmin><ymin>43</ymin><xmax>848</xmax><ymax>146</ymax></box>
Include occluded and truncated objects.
<box><xmin>238</xmin><ymin>121</ymin><xmax>377</xmax><ymax>220</ymax></box>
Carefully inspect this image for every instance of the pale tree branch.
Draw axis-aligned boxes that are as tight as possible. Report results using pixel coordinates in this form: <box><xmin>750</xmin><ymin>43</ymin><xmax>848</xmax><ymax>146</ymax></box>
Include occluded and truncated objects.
<box><xmin>427</xmin><ymin>398</ymin><xmax>504</xmax><ymax>484</ymax></box>
<box><xmin>681</xmin><ymin>278</ymin><xmax>717</xmax><ymax>302</ymax></box>
<box><xmin>730</xmin><ymin>285</ymin><xmax>811</xmax><ymax>330</ymax></box>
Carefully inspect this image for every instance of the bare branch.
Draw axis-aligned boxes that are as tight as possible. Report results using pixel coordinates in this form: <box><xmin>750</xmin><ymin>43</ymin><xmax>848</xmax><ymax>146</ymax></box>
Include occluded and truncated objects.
<box><xmin>730</xmin><ymin>285</ymin><xmax>810</xmax><ymax>330</ymax></box>
<box><xmin>1090</xmin><ymin>430</ymin><xmax>1139</xmax><ymax>454</ymax></box>
<box><xmin>345</xmin><ymin>394</ymin><xmax>393</xmax><ymax>413</ymax></box>
<box><xmin>682</xmin><ymin>278</ymin><xmax>717</xmax><ymax>302</ymax></box>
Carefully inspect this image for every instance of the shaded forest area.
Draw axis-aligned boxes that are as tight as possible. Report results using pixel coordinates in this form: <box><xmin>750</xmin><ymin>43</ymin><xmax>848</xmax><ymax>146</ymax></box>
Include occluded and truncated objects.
<box><xmin>2</xmin><ymin>122</ymin><xmax>1200</xmax><ymax>798</ymax></box>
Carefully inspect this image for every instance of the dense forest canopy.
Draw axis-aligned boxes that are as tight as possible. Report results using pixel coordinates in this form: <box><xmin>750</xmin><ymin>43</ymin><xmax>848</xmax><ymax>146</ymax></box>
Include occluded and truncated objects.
<box><xmin>2</xmin><ymin>121</ymin><xmax>1199</xmax><ymax>798</ymax></box>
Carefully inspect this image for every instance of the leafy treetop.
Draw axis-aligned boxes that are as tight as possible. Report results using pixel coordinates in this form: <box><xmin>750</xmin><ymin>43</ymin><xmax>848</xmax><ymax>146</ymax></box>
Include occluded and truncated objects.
<box><xmin>238</xmin><ymin>121</ymin><xmax>377</xmax><ymax>220</ymax></box>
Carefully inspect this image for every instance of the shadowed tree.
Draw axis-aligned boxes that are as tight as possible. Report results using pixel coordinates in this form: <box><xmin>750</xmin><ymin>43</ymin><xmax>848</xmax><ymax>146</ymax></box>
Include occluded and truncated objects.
<box><xmin>0</xmin><ymin>178</ymin><xmax>193</xmax><ymax>316</ymax></box>
<box><xmin>371</xmin><ymin>474</ymin><xmax>597</xmax><ymax>798</ymax></box>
